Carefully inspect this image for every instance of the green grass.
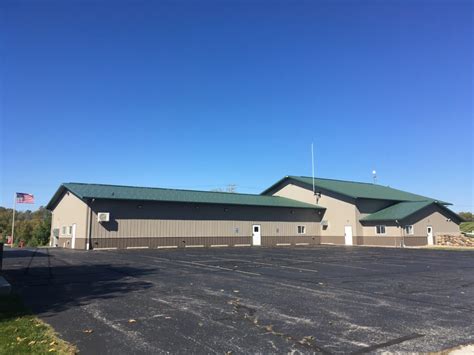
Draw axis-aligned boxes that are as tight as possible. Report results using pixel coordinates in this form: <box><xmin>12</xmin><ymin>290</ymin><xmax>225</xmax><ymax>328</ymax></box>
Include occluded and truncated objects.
<box><xmin>0</xmin><ymin>294</ymin><xmax>76</xmax><ymax>354</ymax></box>
<box><xmin>460</xmin><ymin>222</ymin><xmax>474</xmax><ymax>234</ymax></box>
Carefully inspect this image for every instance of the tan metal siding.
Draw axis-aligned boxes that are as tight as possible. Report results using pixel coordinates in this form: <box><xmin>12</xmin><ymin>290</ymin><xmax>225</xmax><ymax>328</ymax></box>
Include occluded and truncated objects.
<box><xmin>92</xmin><ymin>219</ymin><xmax>320</xmax><ymax>238</ymax></box>
<box><xmin>50</xmin><ymin>191</ymin><xmax>88</xmax><ymax>249</ymax></box>
<box><xmin>86</xmin><ymin>199</ymin><xmax>322</xmax><ymax>249</ymax></box>
<box><xmin>405</xmin><ymin>206</ymin><xmax>460</xmax><ymax>236</ymax></box>
<box><xmin>270</xmin><ymin>182</ymin><xmax>358</xmax><ymax>238</ymax></box>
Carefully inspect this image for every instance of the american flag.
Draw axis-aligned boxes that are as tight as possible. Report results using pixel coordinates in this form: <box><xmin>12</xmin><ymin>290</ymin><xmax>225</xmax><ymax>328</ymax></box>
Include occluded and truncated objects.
<box><xmin>16</xmin><ymin>192</ymin><xmax>34</xmax><ymax>204</ymax></box>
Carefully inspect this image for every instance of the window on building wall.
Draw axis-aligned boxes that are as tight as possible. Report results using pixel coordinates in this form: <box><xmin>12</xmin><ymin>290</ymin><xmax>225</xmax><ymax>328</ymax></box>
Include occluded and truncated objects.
<box><xmin>68</xmin><ymin>226</ymin><xmax>73</xmax><ymax>235</ymax></box>
<box><xmin>375</xmin><ymin>225</ymin><xmax>386</xmax><ymax>235</ymax></box>
<box><xmin>297</xmin><ymin>225</ymin><xmax>306</xmax><ymax>234</ymax></box>
<box><xmin>234</xmin><ymin>227</ymin><xmax>239</xmax><ymax>234</ymax></box>
<box><xmin>62</xmin><ymin>226</ymin><xmax>66</xmax><ymax>235</ymax></box>
<box><xmin>404</xmin><ymin>225</ymin><xmax>414</xmax><ymax>235</ymax></box>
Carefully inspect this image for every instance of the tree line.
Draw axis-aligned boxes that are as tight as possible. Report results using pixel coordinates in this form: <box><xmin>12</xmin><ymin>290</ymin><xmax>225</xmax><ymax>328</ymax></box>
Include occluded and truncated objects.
<box><xmin>0</xmin><ymin>207</ymin><xmax>51</xmax><ymax>246</ymax></box>
<box><xmin>459</xmin><ymin>212</ymin><xmax>473</xmax><ymax>222</ymax></box>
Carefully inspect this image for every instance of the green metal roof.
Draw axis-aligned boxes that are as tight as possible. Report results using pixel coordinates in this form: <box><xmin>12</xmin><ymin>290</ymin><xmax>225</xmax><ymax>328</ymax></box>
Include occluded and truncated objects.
<box><xmin>360</xmin><ymin>201</ymin><xmax>433</xmax><ymax>221</ymax></box>
<box><xmin>46</xmin><ymin>183</ymin><xmax>325</xmax><ymax>210</ymax></box>
<box><xmin>262</xmin><ymin>176</ymin><xmax>450</xmax><ymax>204</ymax></box>
<box><xmin>360</xmin><ymin>200</ymin><xmax>462</xmax><ymax>223</ymax></box>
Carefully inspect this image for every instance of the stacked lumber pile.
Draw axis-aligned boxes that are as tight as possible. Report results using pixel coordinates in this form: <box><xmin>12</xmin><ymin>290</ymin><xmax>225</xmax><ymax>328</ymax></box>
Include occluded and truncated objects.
<box><xmin>436</xmin><ymin>234</ymin><xmax>474</xmax><ymax>247</ymax></box>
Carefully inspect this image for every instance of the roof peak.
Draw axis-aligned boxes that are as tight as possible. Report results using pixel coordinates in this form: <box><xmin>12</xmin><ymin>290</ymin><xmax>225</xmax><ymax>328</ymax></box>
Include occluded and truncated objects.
<box><xmin>262</xmin><ymin>175</ymin><xmax>450</xmax><ymax>205</ymax></box>
<box><xmin>46</xmin><ymin>182</ymin><xmax>325</xmax><ymax>211</ymax></box>
<box><xmin>290</xmin><ymin>175</ymin><xmax>384</xmax><ymax>187</ymax></box>
<box><xmin>64</xmin><ymin>182</ymin><xmax>266</xmax><ymax>198</ymax></box>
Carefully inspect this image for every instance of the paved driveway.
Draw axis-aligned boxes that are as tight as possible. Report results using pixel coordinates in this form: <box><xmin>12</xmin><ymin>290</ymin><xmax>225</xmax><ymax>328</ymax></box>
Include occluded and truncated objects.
<box><xmin>3</xmin><ymin>246</ymin><xmax>474</xmax><ymax>354</ymax></box>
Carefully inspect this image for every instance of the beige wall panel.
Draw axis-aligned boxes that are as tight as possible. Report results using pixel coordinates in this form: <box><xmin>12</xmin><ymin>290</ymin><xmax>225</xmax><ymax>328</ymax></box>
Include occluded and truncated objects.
<box><xmin>356</xmin><ymin>199</ymin><xmax>396</xmax><ymax>236</ymax></box>
<box><xmin>51</xmin><ymin>192</ymin><xmax>88</xmax><ymax>249</ymax></box>
<box><xmin>271</xmin><ymin>182</ymin><xmax>357</xmax><ymax>238</ymax></box>
<box><xmin>361</xmin><ymin>205</ymin><xmax>460</xmax><ymax>239</ymax></box>
<box><xmin>92</xmin><ymin>219</ymin><xmax>319</xmax><ymax>238</ymax></box>
<box><xmin>406</xmin><ymin>207</ymin><xmax>460</xmax><ymax>236</ymax></box>
<box><xmin>85</xmin><ymin>199</ymin><xmax>322</xmax><ymax>249</ymax></box>
<box><xmin>362</xmin><ymin>225</ymin><xmax>401</xmax><ymax>237</ymax></box>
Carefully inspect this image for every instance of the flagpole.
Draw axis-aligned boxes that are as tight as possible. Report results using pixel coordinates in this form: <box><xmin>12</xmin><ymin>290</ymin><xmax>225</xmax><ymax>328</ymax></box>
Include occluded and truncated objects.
<box><xmin>11</xmin><ymin>193</ymin><xmax>16</xmax><ymax>248</ymax></box>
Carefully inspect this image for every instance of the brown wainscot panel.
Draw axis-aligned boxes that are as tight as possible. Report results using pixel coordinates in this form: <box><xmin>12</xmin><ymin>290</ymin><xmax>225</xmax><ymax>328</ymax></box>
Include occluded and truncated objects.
<box><xmin>403</xmin><ymin>236</ymin><xmax>428</xmax><ymax>246</ymax></box>
<box><xmin>92</xmin><ymin>236</ymin><xmax>252</xmax><ymax>249</ymax></box>
<box><xmin>356</xmin><ymin>236</ymin><xmax>428</xmax><ymax>247</ymax></box>
<box><xmin>261</xmin><ymin>235</ymin><xmax>320</xmax><ymax>246</ymax></box>
<box><xmin>58</xmin><ymin>237</ymin><xmax>72</xmax><ymax>248</ymax></box>
<box><xmin>320</xmin><ymin>236</ymin><xmax>345</xmax><ymax>245</ymax></box>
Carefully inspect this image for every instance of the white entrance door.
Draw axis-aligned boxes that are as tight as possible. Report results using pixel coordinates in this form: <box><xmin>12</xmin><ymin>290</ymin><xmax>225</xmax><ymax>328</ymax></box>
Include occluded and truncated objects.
<box><xmin>252</xmin><ymin>225</ymin><xmax>261</xmax><ymax>246</ymax></box>
<box><xmin>427</xmin><ymin>226</ymin><xmax>434</xmax><ymax>245</ymax></box>
<box><xmin>344</xmin><ymin>226</ymin><xmax>353</xmax><ymax>245</ymax></box>
<box><xmin>71</xmin><ymin>224</ymin><xmax>77</xmax><ymax>249</ymax></box>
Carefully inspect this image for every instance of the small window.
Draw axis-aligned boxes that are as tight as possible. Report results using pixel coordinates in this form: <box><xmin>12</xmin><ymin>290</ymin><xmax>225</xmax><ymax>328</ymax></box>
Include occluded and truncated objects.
<box><xmin>68</xmin><ymin>226</ymin><xmax>73</xmax><ymax>235</ymax></box>
<box><xmin>234</xmin><ymin>227</ymin><xmax>239</xmax><ymax>234</ymax></box>
<box><xmin>62</xmin><ymin>226</ymin><xmax>66</xmax><ymax>235</ymax></box>
<box><xmin>404</xmin><ymin>225</ymin><xmax>414</xmax><ymax>235</ymax></box>
<box><xmin>376</xmin><ymin>225</ymin><xmax>386</xmax><ymax>235</ymax></box>
<box><xmin>297</xmin><ymin>225</ymin><xmax>306</xmax><ymax>234</ymax></box>
<box><xmin>253</xmin><ymin>226</ymin><xmax>259</xmax><ymax>232</ymax></box>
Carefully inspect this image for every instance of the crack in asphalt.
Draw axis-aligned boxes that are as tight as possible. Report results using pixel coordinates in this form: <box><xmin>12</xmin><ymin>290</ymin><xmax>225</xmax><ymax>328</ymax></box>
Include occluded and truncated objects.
<box><xmin>228</xmin><ymin>298</ymin><xmax>332</xmax><ymax>354</ymax></box>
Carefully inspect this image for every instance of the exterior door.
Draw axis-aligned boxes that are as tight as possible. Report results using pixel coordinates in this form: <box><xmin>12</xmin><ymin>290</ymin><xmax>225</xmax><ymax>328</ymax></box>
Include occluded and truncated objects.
<box><xmin>71</xmin><ymin>224</ymin><xmax>77</xmax><ymax>249</ymax></box>
<box><xmin>427</xmin><ymin>226</ymin><xmax>434</xmax><ymax>245</ymax></box>
<box><xmin>252</xmin><ymin>225</ymin><xmax>261</xmax><ymax>246</ymax></box>
<box><xmin>344</xmin><ymin>225</ymin><xmax>353</xmax><ymax>245</ymax></box>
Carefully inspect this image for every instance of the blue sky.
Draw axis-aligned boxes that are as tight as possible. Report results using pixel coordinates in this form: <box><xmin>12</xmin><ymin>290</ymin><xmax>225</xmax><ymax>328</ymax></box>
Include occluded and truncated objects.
<box><xmin>1</xmin><ymin>0</ymin><xmax>472</xmax><ymax>211</ymax></box>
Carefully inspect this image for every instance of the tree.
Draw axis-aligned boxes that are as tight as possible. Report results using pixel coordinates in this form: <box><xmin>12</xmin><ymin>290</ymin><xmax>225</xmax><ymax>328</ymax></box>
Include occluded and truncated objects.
<box><xmin>459</xmin><ymin>212</ymin><xmax>473</xmax><ymax>222</ymax></box>
<box><xmin>0</xmin><ymin>206</ymin><xmax>51</xmax><ymax>246</ymax></box>
<box><xmin>32</xmin><ymin>219</ymin><xmax>51</xmax><ymax>245</ymax></box>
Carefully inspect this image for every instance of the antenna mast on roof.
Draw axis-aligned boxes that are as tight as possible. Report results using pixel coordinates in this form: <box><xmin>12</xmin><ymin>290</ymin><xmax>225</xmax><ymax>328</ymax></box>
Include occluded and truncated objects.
<box><xmin>311</xmin><ymin>143</ymin><xmax>315</xmax><ymax>194</ymax></box>
<box><xmin>372</xmin><ymin>170</ymin><xmax>377</xmax><ymax>184</ymax></box>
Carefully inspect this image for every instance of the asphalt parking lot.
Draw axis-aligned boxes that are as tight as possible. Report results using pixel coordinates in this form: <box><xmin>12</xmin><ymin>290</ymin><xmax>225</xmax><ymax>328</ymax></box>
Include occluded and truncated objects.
<box><xmin>3</xmin><ymin>246</ymin><xmax>474</xmax><ymax>354</ymax></box>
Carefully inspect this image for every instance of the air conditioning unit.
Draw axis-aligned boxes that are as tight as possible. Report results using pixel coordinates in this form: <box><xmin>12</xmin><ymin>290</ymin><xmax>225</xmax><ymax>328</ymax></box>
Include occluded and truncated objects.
<box><xmin>97</xmin><ymin>212</ymin><xmax>110</xmax><ymax>222</ymax></box>
<box><xmin>320</xmin><ymin>220</ymin><xmax>329</xmax><ymax>226</ymax></box>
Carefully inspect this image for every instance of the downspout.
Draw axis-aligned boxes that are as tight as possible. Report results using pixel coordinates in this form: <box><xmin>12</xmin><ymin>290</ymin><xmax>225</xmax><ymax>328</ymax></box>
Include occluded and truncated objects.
<box><xmin>395</xmin><ymin>219</ymin><xmax>404</xmax><ymax>248</ymax></box>
<box><xmin>88</xmin><ymin>199</ymin><xmax>94</xmax><ymax>250</ymax></box>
